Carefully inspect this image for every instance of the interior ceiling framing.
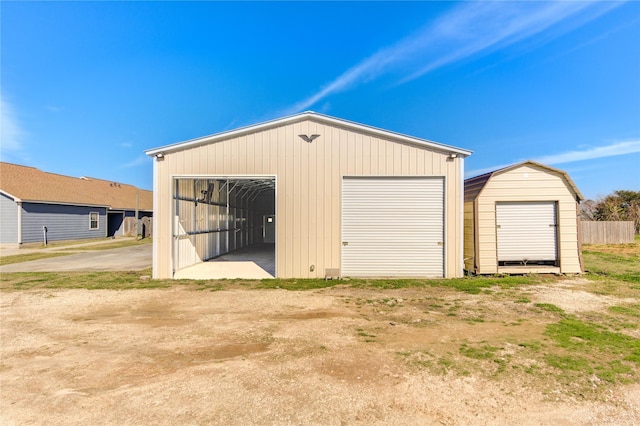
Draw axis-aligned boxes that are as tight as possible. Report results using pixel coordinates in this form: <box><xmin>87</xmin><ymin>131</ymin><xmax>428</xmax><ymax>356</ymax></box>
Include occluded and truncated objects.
<box><xmin>185</xmin><ymin>177</ymin><xmax>275</xmax><ymax>204</ymax></box>
<box><xmin>227</xmin><ymin>178</ymin><xmax>275</xmax><ymax>194</ymax></box>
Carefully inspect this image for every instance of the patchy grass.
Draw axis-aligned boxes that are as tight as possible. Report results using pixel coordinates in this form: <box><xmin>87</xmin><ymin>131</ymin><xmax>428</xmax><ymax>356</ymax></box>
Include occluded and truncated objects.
<box><xmin>460</xmin><ymin>343</ymin><xmax>499</xmax><ymax>360</ymax></box>
<box><xmin>354</xmin><ymin>275</ymin><xmax>547</xmax><ymax>294</ymax></box>
<box><xmin>396</xmin><ymin>309</ymin><xmax>639</xmax><ymax>395</ymax></box>
<box><xmin>356</xmin><ymin>328</ymin><xmax>377</xmax><ymax>342</ymax></box>
<box><xmin>257</xmin><ymin>275</ymin><xmax>547</xmax><ymax>293</ymax></box>
<box><xmin>544</xmin><ymin>317</ymin><xmax>640</xmax><ymax>385</ymax></box>
<box><xmin>518</xmin><ymin>341</ymin><xmax>543</xmax><ymax>351</ymax></box>
<box><xmin>2</xmin><ymin>235</ymin><xmax>639</xmax><ymax>400</ymax></box>
<box><xmin>61</xmin><ymin>238</ymin><xmax>152</xmax><ymax>251</ymax></box>
<box><xmin>17</xmin><ymin>237</ymin><xmax>108</xmax><ymax>249</ymax></box>
<box><xmin>546</xmin><ymin>317</ymin><xmax>640</xmax><ymax>362</ymax></box>
<box><xmin>609</xmin><ymin>304</ymin><xmax>640</xmax><ymax>317</ymax></box>
<box><xmin>582</xmin><ymin>238</ymin><xmax>640</xmax><ymax>297</ymax></box>
<box><xmin>544</xmin><ymin>354</ymin><xmax>593</xmax><ymax>374</ymax></box>
<box><xmin>257</xmin><ymin>278</ymin><xmax>344</xmax><ymax>290</ymax></box>
<box><xmin>534</xmin><ymin>303</ymin><xmax>565</xmax><ymax>314</ymax></box>
<box><xmin>0</xmin><ymin>252</ymin><xmax>73</xmax><ymax>266</ymax></box>
<box><xmin>0</xmin><ymin>269</ymin><xmax>173</xmax><ymax>290</ymax></box>
<box><xmin>583</xmin><ymin>237</ymin><xmax>640</xmax><ymax>285</ymax></box>
<box><xmin>388</xmin><ymin>241</ymin><xmax>640</xmax><ymax>396</ymax></box>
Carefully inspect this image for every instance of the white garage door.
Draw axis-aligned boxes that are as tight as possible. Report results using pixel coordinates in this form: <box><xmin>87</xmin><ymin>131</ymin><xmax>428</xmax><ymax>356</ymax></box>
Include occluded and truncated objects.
<box><xmin>341</xmin><ymin>177</ymin><xmax>444</xmax><ymax>277</ymax></box>
<box><xmin>496</xmin><ymin>202</ymin><xmax>557</xmax><ymax>264</ymax></box>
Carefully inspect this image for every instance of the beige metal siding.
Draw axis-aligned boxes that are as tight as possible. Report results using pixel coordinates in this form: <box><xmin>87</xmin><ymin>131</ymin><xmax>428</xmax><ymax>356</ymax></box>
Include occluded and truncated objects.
<box><xmin>470</xmin><ymin>164</ymin><xmax>581</xmax><ymax>274</ymax></box>
<box><xmin>152</xmin><ymin>118</ymin><xmax>464</xmax><ymax>278</ymax></box>
<box><xmin>463</xmin><ymin>201</ymin><xmax>475</xmax><ymax>271</ymax></box>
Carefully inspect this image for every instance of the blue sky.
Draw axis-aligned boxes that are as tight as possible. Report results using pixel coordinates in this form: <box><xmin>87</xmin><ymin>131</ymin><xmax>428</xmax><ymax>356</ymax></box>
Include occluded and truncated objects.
<box><xmin>2</xmin><ymin>1</ymin><xmax>639</xmax><ymax>200</ymax></box>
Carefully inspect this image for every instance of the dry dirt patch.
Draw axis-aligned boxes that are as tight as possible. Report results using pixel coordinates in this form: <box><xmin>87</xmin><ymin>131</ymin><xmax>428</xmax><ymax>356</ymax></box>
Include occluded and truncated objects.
<box><xmin>1</xmin><ymin>285</ymin><xmax>639</xmax><ymax>425</ymax></box>
<box><xmin>528</xmin><ymin>279</ymin><xmax>630</xmax><ymax>313</ymax></box>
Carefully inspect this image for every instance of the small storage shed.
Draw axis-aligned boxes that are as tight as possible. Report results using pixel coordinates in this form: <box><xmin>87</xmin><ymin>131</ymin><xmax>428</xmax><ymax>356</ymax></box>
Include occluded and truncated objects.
<box><xmin>146</xmin><ymin>111</ymin><xmax>472</xmax><ymax>279</ymax></box>
<box><xmin>464</xmin><ymin>161</ymin><xmax>583</xmax><ymax>275</ymax></box>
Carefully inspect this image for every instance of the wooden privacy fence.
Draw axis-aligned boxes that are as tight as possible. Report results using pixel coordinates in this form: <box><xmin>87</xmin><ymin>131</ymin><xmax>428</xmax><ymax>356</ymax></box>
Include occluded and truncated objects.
<box><xmin>581</xmin><ymin>221</ymin><xmax>635</xmax><ymax>244</ymax></box>
<box><xmin>123</xmin><ymin>216</ymin><xmax>153</xmax><ymax>238</ymax></box>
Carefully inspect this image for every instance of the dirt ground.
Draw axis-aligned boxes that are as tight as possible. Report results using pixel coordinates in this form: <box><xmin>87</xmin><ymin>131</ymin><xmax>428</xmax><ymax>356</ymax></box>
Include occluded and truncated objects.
<box><xmin>1</xmin><ymin>282</ymin><xmax>639</xmax><ymax>425</ymax></box>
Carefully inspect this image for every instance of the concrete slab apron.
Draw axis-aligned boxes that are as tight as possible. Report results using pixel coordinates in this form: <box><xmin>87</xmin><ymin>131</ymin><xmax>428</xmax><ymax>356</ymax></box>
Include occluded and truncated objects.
<box><xmin>173</xmin><ymin>261</ymin><xmax>274</xmax><ymax>280</ymax></box>
<box><xmin>172</xmin><ymin>243</ymin><xmax>276</xmax><ymax>280</ymax></box>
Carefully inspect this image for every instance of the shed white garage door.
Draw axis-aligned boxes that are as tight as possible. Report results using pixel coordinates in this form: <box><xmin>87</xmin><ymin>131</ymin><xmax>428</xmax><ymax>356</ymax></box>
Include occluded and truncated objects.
<box><xmin>341</xmin><ymin>177</ymin><xmax>444</xmax><ymax>277</ymax></box>
<box><xmin>496</xmin><ymin>201</ymin><xmax>557</xmax><ymax>264</ymax></box>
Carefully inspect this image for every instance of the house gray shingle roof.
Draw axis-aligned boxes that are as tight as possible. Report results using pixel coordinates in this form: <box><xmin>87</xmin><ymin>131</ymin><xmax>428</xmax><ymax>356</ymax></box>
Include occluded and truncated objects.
<box><xmin>0</xmin><ymin>162</ymin><xmax>153</xmax><ymax>211</ymax></box>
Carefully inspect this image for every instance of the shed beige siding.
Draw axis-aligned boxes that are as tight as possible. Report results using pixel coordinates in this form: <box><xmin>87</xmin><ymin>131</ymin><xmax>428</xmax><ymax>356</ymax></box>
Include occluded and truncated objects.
<box><xmin>463</xmin><ymin>201</ymin><xmax>475</xmax><ymax>271</ymax></box>
<box><xmin>152</xmin><ymin>116</ymin><xmax>465</xmax><ymax>279</ymax></box>
<box><xmin>466</xmin><ymin>163</ymin><xmax>582</xmax><ymax>275</ymax></box>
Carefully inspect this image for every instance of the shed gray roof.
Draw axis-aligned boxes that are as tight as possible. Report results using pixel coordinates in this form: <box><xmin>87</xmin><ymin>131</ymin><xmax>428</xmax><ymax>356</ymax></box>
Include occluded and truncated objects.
<box><xmin>146</xmin><ymin>111</ymin><xmax>472</xmax><ymax>157</ymax></box>
<box><xmin>464</xmin><ymin>160</ymin><xmax>584</xmax><ymax>202</ymax></box>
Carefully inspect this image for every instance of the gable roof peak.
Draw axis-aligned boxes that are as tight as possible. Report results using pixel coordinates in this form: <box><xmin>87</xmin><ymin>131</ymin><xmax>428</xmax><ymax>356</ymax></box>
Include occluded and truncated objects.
<box><xmin>464</xmin><ymin>160</ymin><xmax>584</xmax><ymax>202</ymax></box>
<box><xmin>145</xmin><ymin>111</ymin><xmax>472</xmax><ymax>158</ymax></box>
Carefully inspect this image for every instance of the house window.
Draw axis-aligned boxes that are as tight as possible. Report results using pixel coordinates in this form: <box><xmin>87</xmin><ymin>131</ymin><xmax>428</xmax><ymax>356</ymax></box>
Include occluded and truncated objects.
<box><xmin>90</xmin><ymin>212</ymin><xmax>99</xmax><ymax>230</ymax></box>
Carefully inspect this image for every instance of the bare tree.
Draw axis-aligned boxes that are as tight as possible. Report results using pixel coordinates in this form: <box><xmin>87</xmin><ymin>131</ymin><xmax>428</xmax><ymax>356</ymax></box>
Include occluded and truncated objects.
<box><xmin>580</xmin><ymin>199</ymin><xmax>597</xmax><ymax>221</ymax></box>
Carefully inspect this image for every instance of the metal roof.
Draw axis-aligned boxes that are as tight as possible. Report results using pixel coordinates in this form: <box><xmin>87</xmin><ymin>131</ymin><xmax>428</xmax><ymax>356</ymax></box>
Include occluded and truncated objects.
<box><xmin>146</xmin><ymin>111</ymin><xmax>473</xmax><ymax>158</ymax></box>
<box><xmin>464</xmin><ymin>160</ymin><xmax>584</xmax><ymax>202</ymax></box>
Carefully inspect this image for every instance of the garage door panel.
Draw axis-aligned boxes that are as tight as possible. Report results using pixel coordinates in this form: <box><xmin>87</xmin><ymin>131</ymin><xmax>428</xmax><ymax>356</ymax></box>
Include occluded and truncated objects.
<box><xmin>496</xmin><ymin>202</ymin><xmax>557</xmax><ymax>263</ymax></box>
<box><xmin>342</xmin><ymin>177</ymin><xmax>444</xmax><ymax>277</ymax></box>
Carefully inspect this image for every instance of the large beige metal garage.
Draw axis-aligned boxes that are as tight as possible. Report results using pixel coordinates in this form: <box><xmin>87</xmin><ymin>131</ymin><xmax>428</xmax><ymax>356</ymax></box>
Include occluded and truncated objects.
<box><xmin>464</xmin><ymin>161</ymin><xmax>584</xmax><ymax>275</ymax></box>
<box><xmin>146</xmin><ymin>112</ymin><xmax>471</xmax><ymax>279</ymax></box>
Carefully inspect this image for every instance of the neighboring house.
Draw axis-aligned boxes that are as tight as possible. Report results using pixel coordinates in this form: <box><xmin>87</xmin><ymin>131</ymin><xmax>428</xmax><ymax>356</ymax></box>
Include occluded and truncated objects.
<box><xmin>464</xmin><ymin>161</ymin><xmax>583</xmax><ymax>275</ymax></box>
<box><xmin>145</xmin><ymin>111</ymin><xmax>472</xmax><ymax>280</ymax></box>
<box><xmin>0</xmin><ymin>162</ymin><xmax>153</xmax><ymax>246</ymax></box>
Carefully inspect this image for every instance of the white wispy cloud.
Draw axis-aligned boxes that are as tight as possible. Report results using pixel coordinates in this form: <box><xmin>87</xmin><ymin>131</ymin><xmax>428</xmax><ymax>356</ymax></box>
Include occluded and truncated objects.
<box><xmin>543</xmin><ymin>15</ymin><xmax>640</xmax><ymax>64</ymax></box>
<box><xmin>533</xmin><ymin>140</ymin><xmax>640</xmax><ymax>165</ymax></box>
<box><xmin>284</xmin><ymin>1</ymin><xmax>622</xmax><ymax>114</ymax></box>
<box><xmin>465</xmin><ymin>139</ymin><xmax>640</xmax><ymax>178</ymax></box>
<box><xmin>0</xmin><ymin>95</ymin><xmax>25</xmax><ymax>155</ymax></box>
<box><xmin>121</xmin><ymin>156</ymin><xmax>150</xmax><ymax>168</ymax></box>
